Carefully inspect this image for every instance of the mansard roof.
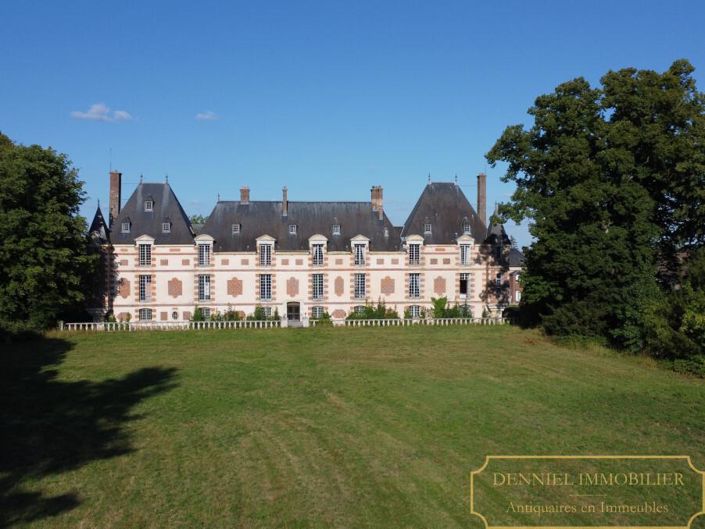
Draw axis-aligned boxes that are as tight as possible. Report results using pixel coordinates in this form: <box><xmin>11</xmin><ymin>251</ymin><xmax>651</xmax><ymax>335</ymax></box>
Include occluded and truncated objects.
<box><xmin>88</xmin><ymin>205</ymin><xmax>109</xmax><ymax>243</ymax></box>
<box><xmin>400</xmin><ymin>182</ymin><xmax>487</xmax><ymax>244</ymax></box>
<box><xmin>202</xmin><ymin>200</ymin><xmax>401</xmax><ymax>252</ymax></box>
<box><xmin>111</xmin><ymin>183</ymin><xmax>194</xmax><ymax>245</ymax></box>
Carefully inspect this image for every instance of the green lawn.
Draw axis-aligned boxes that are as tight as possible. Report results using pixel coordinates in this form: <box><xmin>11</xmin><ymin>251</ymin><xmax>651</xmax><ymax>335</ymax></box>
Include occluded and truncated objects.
<box><xmin>1</xmin><ymin>326</ymin><xmax>704</xmax><ymax>528</ymax></box>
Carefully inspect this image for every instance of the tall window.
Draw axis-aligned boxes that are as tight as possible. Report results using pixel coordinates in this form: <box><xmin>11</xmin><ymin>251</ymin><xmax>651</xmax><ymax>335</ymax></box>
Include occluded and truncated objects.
<box><xmin>354</xmin><ymin>273</ymin><xmax>366</xmax><ymax>299</ymax></box>
<box><xmin>409</xmin><ymin>305</ymin><xmax>421</xmax><ymax>318</ymax></box>
<box><xmin>202</xmin><ymin>307</ymin><xmax>211</xmax><ymax>319</ymax></box>
<box><xmin>312</xmin><ymin>273</ymin><xmax>323</xmax><ymax>300</ymax></box>
<box><xmin>198</xmin><ymin>244</ymin><xmax>210</xmax><ymax>266</ymax></box>
<box><xmin>409</xmin><ymin>273</ymin><xmax>420</xmax><ymax>298</ymax></box>
<box><xmin>311</xmin><ymin>306</ymin><xmax>324</xmax><ymax>319</ymax></box>
<box><xmin>354</xmin><ymin>244</ymin><xmax>365</xmax><ymax>265</ymax></box>
<box><xmin>462</xmin><ymin>222</ymin><xmax>471</xmax><ymax>234</ymax></box>
<box><xmin>312</xmin><ymin>244</ymin><xmax>324</xmax><ymax>265</ymax></box>
<box><xmin>139</xmin><ymin>275</ymin><xmax>151</xmax><ymax>302</ymax></box>
<box><xmin>459</xmin><ymin>273</ymin><xmax>469</xmax><ymax>295</ymax></box>
<box><xmin>409</xmin><ymin>244</ymin><xmax>420</xmax><ymax>265</ymax></box>
<box><xmin>259</xmin><ymin>244</ymin><xmax>272</xmax><ymax>266</ymax></box>
<box><xmin>460</xmin><ymin>244</ymin><xmax>470</xmax><ymax>265</ymax></box>
<box><xmin>260</xmin><ymin>274</ymin><xmax>272</xmax><ymax>300</ymax></box>
<box><xmin>138</xmin><ymin>244</ymin><xmax>151</xmax><ymax>266</ymax></box>
<box><xmin>198</xmin><ymin>275</ymin><xmax>211</xmax><ymax>301</ymax></box>
<box><xmin>138</xmin><ymin>308</ymin><xmax>152</xmax><ymax>321</ymax></box>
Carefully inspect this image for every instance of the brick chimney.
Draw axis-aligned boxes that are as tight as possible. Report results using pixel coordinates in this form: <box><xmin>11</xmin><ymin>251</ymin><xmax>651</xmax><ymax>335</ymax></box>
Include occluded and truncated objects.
<box><xmin>109</xmin><ymin>170</ymin><xmax>122</xmax><ymax>228</ymax></box>
<box><xmin>282</xmin><ymin>186</ymin><xmax>288</xmax><ymax>217</ymax></box>
<box><xmin>477</xmin><ymin>173</ymin><xmax>487</xmax><ymax>226</ymax></box>
<box><xmin>371</xmin><ymin>185</ymin><xmax>383</xmax><ymax>220</ymax></box>
<box><xmin>240</xmin><ymin>185</ymin><xmax>250</xmax><ymax>205</ymax></box>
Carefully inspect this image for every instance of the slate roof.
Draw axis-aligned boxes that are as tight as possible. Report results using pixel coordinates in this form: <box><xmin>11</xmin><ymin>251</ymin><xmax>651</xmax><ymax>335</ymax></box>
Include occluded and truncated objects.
<box><xmin>507</xmin><ymin>247</ymin><xmax>524</xmax><ymax>268</ymax></box>
<box><xmin>202</xmin><ymin>200</ymin><xmax>401</xmax><ymax>252</ymax></box>
<box><xmin>88</xmin><ymin>205</ymin><xmax>109</xmax><ymax>243</ymax></box>
<box><xmin>400</xmin><ymin>183</ymin><xmax>487</xmax><ymax>244</ymax></box>
<box><xmin>111</xmin><ymin>183</ymin><xmax>195</xmax><ymax>245</ymax></box>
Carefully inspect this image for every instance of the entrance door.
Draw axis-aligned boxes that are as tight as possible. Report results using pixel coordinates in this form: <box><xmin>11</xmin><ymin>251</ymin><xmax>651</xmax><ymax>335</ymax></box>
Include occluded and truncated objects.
<box><xmin>287</xmin><ymin>302</ymin><xmax>300</xmax><ymax>321</ymax></box>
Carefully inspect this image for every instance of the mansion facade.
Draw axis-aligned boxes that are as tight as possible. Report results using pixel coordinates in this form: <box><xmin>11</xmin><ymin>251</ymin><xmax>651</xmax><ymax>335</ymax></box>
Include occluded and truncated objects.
<box><xmin>88</xmin><ymin>171</ymin><xmax>523</xmax><ymax>323</ymax></box>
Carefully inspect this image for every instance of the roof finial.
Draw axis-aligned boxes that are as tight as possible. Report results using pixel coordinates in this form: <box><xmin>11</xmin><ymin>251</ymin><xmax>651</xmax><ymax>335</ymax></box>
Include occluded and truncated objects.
<box><xmin>427</xmin><ymin>172</ymin><xmax>431</xmax><ymax>184</ymax></box>
<box><xmin>217</xmin><ymin>193</ymin><xmax>221</xmax><ymax>202</ymax></box>
<box><xmin>165</xmin><ymin>173</ymin><xmax>169</xmax><ymax>183</ymax></box>
<box><xmin>140</xmin><ymin>174</ymin><xmax>143</xmax><ymax>183</ymax></box>
<box><xmin>454</xmin><ymin>174</ymin><xmax>458</xmax><ymax>185</ymax></box>
<box><xmin>97</xmin><ymin>198</ymin><xmax>100</xmax><ymax>208</ymax></box>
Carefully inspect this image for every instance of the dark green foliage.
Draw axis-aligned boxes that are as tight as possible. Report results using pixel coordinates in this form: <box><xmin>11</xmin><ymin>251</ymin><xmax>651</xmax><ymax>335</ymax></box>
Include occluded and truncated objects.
<box><xmin>346</xmin><ymin>301</ymin><xmax>399</xmax><ymax>320</ymax></box>
<box><xmin>0</xmin><ymin>133</ymin><xmax>96</xmax><ymax>336</ymax></box>
<box><xmin>487</xmin><ymin>60</ymin><xmax>705</xmax><ymax>356</ymax></box>
<box><xmin>311</xmin><ymin>311</ymin><xmax>333</xmax><ymax>326</ymax></box>
<box><xmin>431</xmin><ymin>297</ymin><xmax>472</xmax><ymax>318</ymax></box>
<box><xmin>191</xmin><ymin>307</ymin><xmax>206</xmax><ymax>321</ymax></box>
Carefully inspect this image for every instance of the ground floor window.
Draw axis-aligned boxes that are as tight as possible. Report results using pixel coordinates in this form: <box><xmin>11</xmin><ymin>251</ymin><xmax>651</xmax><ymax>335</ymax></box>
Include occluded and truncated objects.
<box><xmin>409</xmin><ymin>305</ymin><xmax>421</xmax><ymax>318</ymax></box>
<box><xmin>172</xmin><ymin>311</ymin><xmax>178</xmax><ymax>320</ymax></box>
<box><xmin>201</xmin><ymin>307</ymin><xmax>211</xmax><ymax>319</ymax></box>
<box><xmin>138</xmin><ymin>308</ymin><xmax>152</xmax><ymax>321</ymax></box>
<box><xmin>311</xmin><ymin>306</ymin><xmax>324</xmax><ymax>318</ymax></box>
<box><xmin>264</xmin><ymin>306</ymin><xmax>272</xmax><ymax>318</ymax></box>
<box><xmin>353</xmin><ymin>305</ymin><xmax>366</xmax><ymax>314</ymax></box>
<box><xmin>459</xmin><ymin>273</ymin><xmax>469</xmax><ymax>295</ymax></box>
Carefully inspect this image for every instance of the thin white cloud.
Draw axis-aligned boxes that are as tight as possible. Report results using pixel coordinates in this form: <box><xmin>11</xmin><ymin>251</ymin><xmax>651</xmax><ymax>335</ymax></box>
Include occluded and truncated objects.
<box><xmin>195</xmin><ymin>111</ymin><xmax>219</xmax><ymax>121</ymax></box>
<box><xmin>71</xmin><ymin>103</ymin><xmax>133</xmax><ymax>122</ymax></box>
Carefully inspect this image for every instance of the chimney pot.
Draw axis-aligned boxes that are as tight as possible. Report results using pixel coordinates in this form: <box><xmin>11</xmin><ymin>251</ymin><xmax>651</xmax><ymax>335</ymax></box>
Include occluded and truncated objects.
<box><xmin>109</xmin><ymin>170</ymin><xmax>122</xmax><ymax>228</ymax></box>
<box><xmin>282</xmin><ymin>186</ymin><xmax>288</xmax><ymax>217</ymax></box>
<box><xmin>477</xmin><ymin>173</ymin><xmax>487</xmax><ymax>226</ymax></box>
<box><xmin>240</xmin><ymin>185</ymin><xmax>250</xmax><ymax>205</ymax></box>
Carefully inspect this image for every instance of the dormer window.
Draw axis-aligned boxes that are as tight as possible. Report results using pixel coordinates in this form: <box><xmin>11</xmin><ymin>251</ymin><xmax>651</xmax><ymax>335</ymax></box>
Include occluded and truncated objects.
<box><xmin>232</xmin><ymin>223</ymin><xmax>241</xmax><ymax>235</ymax></box>
<box><xmin>423</xmin><ymin>223</ymin><xmax>432</xmax><ymax>234</ymax></box>
<box><xmin>462</xmin><ymin>220</ymin><xmax>471</xmax><ymax>234</ymax></box>
<box><xmin>354</xmin><ymin>243</ymin><xmax>365</xmax><ymax>266</ymax></box>
<box><xmin>332</xmin><ymin>224</ymin><xmax>341</xmax><ymax>236</ymax></box>
<box><xmin>289</xmin><ymin>224</ymin><xmax>297</xmax><ymax>235</ymax></box>
<box><xmin>384</xmin><ymin>227</ymin><xmax>389</xmax><ymax>238</ymax></box>
<box><xmin>312</xmin><ymin>243</ymin><xmax>324</xmax><ymax>266</ymax></box>
<box><xmin>259</xmin><ymin>243</ymin><xmax>272</xmax><ymax>266</ymax></box>
<box><xmin>162</xmin><ymin>222</ymin><xmax>171</xmax><ymax>233</ymax></box>
<box><xmin>198</xmin><ymin>243</ymin><xmax>210</xmax><ymax>266</ymax></box>
<box><xmin>144</xmin><ymin>200</ymin><xmax>153</xmax><ymax>212</ymax></box>
<box><xmin>121</xmin><ymin>221</ymin><xmax>130</xmax><ymax>233</ymax></box>
<box><xmin>409</xmin><ymin>243</ymin><xmax>420</xmax><ymax>265</ymax></box>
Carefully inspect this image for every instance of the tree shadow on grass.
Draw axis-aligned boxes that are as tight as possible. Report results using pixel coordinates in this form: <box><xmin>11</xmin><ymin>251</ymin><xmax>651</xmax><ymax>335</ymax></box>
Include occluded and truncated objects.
<box><xmin>0</xmin><ymin>335</ymin><xmax>178</xmax><ymax>528</ymax></box>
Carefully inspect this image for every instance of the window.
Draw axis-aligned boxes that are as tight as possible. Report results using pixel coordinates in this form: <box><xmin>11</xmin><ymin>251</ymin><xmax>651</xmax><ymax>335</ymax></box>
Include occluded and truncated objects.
<box><xmin>139</xmin><ymin>275</ymin><xmax>152</xmax><ymax>302</ymax></box>
<box><xmin>384</xmin><ymin>227</ymin><xmax>389</xmax><ymax>238</ymax></box>
<box><xmin>138</xmin><ymin>244</ymin><xmax>151</xmax><ymax>266</ymax></box>
<box><xmin>353</xmin><ymin>305</ymin><xmax>365</xmax><ymax>314</ymax></box>
<box><xmin>332</xmin><ymin>224</ymin><xmax>341</xmax><ymax>235</ymax></box>
<box><xmin>312</xmin><ymin>306</ymin><xmax>324</xmax><ymax>319</ymax></box>
<box><xmin>232</xmin><ymin>223</ymin><xmax>241</xmax><ymax>234</ymax></box>
<box><xmin>202</xmin><ymin>307</ymin><xmax>211</xmax><ymax>319</ymax></box>
<box><xmin>288</xmin><ymin>224</ymin><xmax>297</xmax><ymax>235</ymax></box>
<box><xmin>409</xmin><ymin>305</ymin><xmax>421</xmax><ymax>318</ymax></box>
<box><xmin>516</xmin><ymin>273</ymin><xmax>520</xmax><ymax>281</ymax></box>
<box><xmin>354</xmin><ymin>243</ymin><xmax>365</xmax><ymax>265</ymax></box>
<box><xmin>462</xmin><ymin>222</ymin><xmax>471</xmax><ymax>234</ymax></box>
<box><xmin>198</xmin><ymin>274</ymin><xmax>211</xmax><ymax>301</ymax></box>
<box><xmin>312</xmin><ymin>273</ymin><xmax>323</xmax><ymax>300</ymax></box>
<box><xmin>121</xmin><ymin>221</ymin><xmax>130</xmax><ymax>233</ymax></box>
<box><xmin>162</xmin><ymin>222</ymin><xmax>171</xmax><ymax>233</ymax></box>
<box><xmin>409</xmin><ymin>273</ymin><xmax>420</xmax><ymax>298</ymax></box>
<box><xmin>354</xmin><ymin>273</ymin><xmax>366</xmax><ymax>299</ymax></box>
<box><xmin>459</xmin><ymin>273</ymin><xmax>469</xmax><ymax>295</ymax></box>
<box><xmin>515</xmin><ymin>291</ymin><xmax>522</xmax><ymax>303</ymax></box>
<box><xmin>259</xmin><ymin>244</ymin><xmax>272</xmax><ymax>266</ymax></box>
<box><xmin>312</xmin><ymin>243</ymin><xmax>324</xmax><ymax>266</ymax></box>
<box><xmin>409</xmin><ymin>244</ymin><xmax>420</xmax><ymax>265</ymax></box>
<box><xmin>264</xmin><ymin>306</ymin><xmax>272</xmax><ymax>318</ymax></box>
<box><xmin>260</xmin><ymin>274</ymin><xmax>272</xmax><ymax>300</ymax></box>
<box><xmin>144</xmin><ymin>200</ymin><xmax>153</xmax><ymax>212</ymax></box>
<box><xmin>171</xmin><ymin>311</ymin><xmax>178</xmax><ymax>320</ymax></box>
<box><xmin>198</xmin><ymin>244</ymin><xmax>210</xmax><ymax>266</ymax></box>
<box><xmin>460</xmin><ymin>244</ymin><xmax>470</xmax><ymax>265</ymax></box>
<box><xmin>424</xmin><ymin>223</ymin><xmax>432</xmax><ymax>234</ymax></box>
<box><xmin>138</xmin><ymin>308</ymin><xmax>152</xmax><ymax>321</ymax></box>
<box><xmin>496</xmin><ymin>273</ymin><xmax>502</xmax><ymax>286</ymax></box>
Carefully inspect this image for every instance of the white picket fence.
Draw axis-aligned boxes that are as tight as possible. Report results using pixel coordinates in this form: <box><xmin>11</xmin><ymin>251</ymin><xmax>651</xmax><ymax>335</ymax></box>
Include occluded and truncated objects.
<box><xmin>324</xmin><ymin>317</ymin><xmax>508</xmax><ymax>327</ymax></box>
<box><xmin>60</xmin><ymin>320</ymin><xmax>281</xmax><ymax>332</ymax></box>
<box><xmin>60</xmin><ymin>317</ymin><xmax>507</xmax><ymax>332</ymax></box>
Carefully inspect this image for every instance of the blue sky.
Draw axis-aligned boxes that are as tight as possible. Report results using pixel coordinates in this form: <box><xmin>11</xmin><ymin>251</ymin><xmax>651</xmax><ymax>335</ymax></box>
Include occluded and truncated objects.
<box><xmin>2</xmin><ymin>0</ymin><xmax>704</xmax><ymax>246</ymax></box>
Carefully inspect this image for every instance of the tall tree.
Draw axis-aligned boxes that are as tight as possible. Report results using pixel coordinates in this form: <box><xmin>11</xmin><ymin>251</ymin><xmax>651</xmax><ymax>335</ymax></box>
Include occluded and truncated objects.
<box><xmin>0</xmin><ymin>133</ymin><xmax>95</xmax><ymax>334</ymax></box>
<box><xmin>487</xmin><ymin>60</ymin><xmax>705</xmax><ymax>352</ymax></box>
